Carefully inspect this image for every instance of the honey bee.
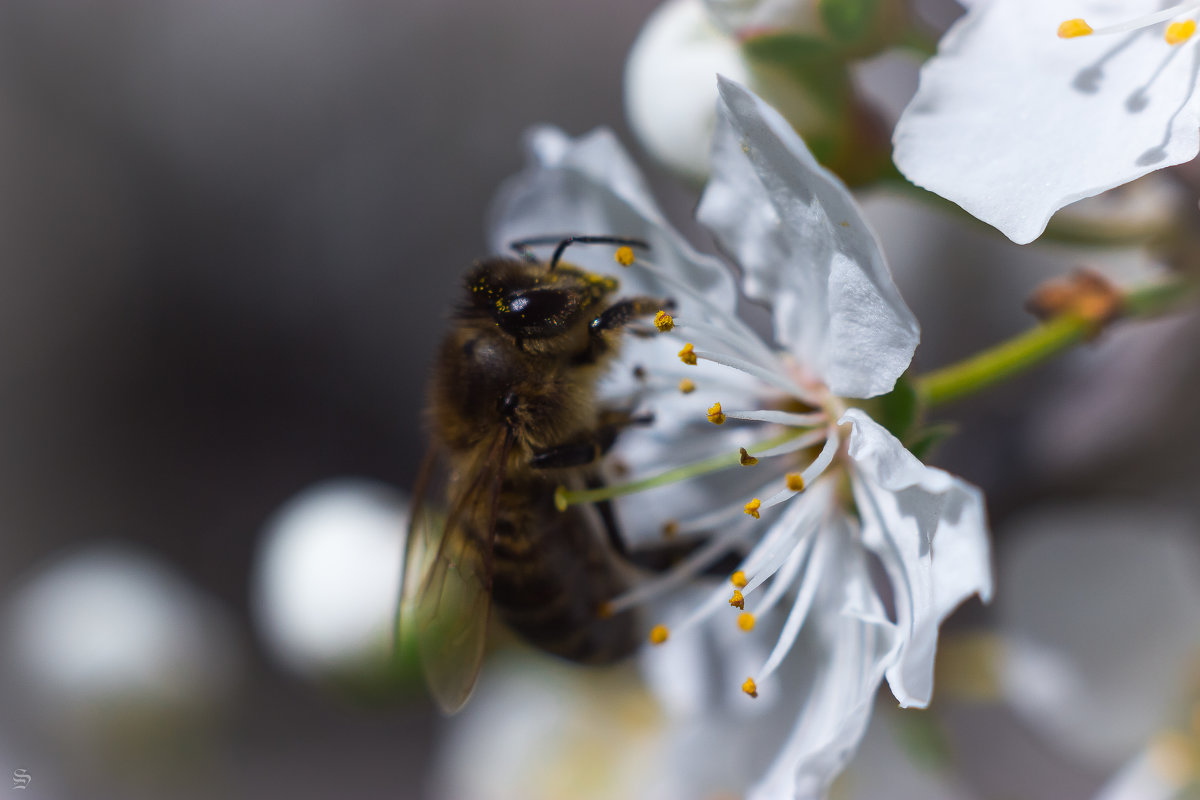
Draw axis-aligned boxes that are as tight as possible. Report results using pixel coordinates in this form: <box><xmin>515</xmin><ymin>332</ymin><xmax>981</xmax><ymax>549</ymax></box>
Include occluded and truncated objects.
<box><xmin>401</xmin><ymin>235</ymin><xmax>669</xmax><ymax>712</ymax></box>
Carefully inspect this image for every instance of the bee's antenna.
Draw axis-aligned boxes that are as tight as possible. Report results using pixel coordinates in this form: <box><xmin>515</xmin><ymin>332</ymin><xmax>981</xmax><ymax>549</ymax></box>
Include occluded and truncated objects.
<box><xmin>508</xmin><ymin>235</ymin><xmax>650</xmax><ymax>271</ymax></box>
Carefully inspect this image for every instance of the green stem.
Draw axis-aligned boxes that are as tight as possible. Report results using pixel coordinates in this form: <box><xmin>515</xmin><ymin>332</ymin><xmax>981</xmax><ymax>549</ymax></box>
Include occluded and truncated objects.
<box><xmin>915</xmin><ymin>282</ymin><xmax>1192</xmax><ymax>407</ymax></box>
<box><xmin>556</xmin><ymin>427</ymin><xmax>807</xmax><ymax>510</ymax></box>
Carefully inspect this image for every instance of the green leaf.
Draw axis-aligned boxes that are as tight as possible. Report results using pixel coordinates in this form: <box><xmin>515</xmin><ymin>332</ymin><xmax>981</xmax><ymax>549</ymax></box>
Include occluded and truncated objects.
<box><xmin>741</xmin><ymin>33</ymin><xmax>852</xmax><ymax>116</ymax></box>
<box><xmin>875</xmin><ymin>375</ymin><xmax>920</xmax><ymax>440</ymax></box>
<box><xmin>819</xmin><ymin>0</ymin><xmax>883</xmax><ymax>42</ymax></box>
<box><xmin>905</xmin><ymin>423</ymin><xmax>957</xmax><ymax>461</ymax></box>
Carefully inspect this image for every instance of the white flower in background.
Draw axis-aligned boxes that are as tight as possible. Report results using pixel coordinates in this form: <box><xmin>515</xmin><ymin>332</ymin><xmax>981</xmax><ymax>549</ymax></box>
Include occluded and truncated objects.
<box><xmin>491</xmin><ymin>76</ymin><xmax>992</xmax><ymax>798</ymax></box>
<box><xmin>3</xmin><ymin>543</ymin><xmax>241</xmax><ymax>740</ymax></box>
<box><xmin>252</xmin><ymin>478</ymin><xmax>409</xmax><ymax>681</ymax></box>
<box><xmin>894</xmin><ymin>0</ymin><xmax>1200</xmax><ymax>244</ymax></box>
<box><xmin>998</xmin><ymin>505</ymin><xmax>1200</xmax><ymax>799</ymax></box>
<box><xmin>625</xmin><ymin>0</ymin><xmax>834</xmax><ymax>182</ymax></box>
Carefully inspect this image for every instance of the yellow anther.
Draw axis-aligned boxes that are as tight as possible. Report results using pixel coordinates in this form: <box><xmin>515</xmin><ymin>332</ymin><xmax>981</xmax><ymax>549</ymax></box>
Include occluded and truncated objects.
<box><xmin>786</xmin><ymin>473</ymin><xmax>805</xmax><ymax>491</ymax></box>
<box><xmin>729</xmin><ymin>589</ymin><xmax>744</xmax><ymax>609</ymax></box>
<box><xmin>661</xmin><ymin>520</ymin><xmax>680</xmax><ymax>539</ymax></box>
<box><xmin>678</xmin><ymin>343</ymin><xmax>697</xmax><ymax>366</ymax></box>
<box><xmin>739</xmin><ymin>447</ymin><xmax>758</xmax><ymax>466</ymax></box>
<box><xmin>654</xmin><ymin>310</ymin><xmax>675</xmax><ymax>332</ymax></box>
<box><xmin>596</xmin><ymin>601</ymin><xmax>614</xmax><ymax>619</ymax></box>
<box><xmin>743</xmin><ymin>498</ymin><xmax>761</xmax><ymax>519</ymax></box>
<box><xmin>649</xmin><ymin>624</ymin><xmax>670</xmax><ymax>645</ymax></box>
<box><xmin>742</xmin><ymin>677</ymin><xmax>758</xmax><ymax>698</ymax></box>
<box><xmin>707</xmin><ymin>402</ymin><xmax>726</xmax><ymax>425</ymax></box>
<box><xmin>737</xmin><ymin>612</ymin><xmax>756</xmax><ymax>632</ymax></box>
<box><xmin>615</xmin><ymin>246</ymin><xmax>635</xmax><ymax>266</ymax></box>
<box><xmin>1057</xmin><ymin>18</ymin><xmax>1093</xmax><ymax>38</ymax></box>
<box><xmin>1166</xmin><ymin>19</ymin><xmax>1196</xmax><ymax>45</ymax></box>
<box><xmin>554</xmin><ymin>485</ymin><xmax>569</xmax><ymax>511</ymax></box>
<box><xmin>731</xmin><ymin>570</ymin><xmax>747</xmax><ymax>588</ymax></box>
<box><xmin>678</xmin><ymin>378</ymin><xmax>696</xmax><ymax>394</ymax></box>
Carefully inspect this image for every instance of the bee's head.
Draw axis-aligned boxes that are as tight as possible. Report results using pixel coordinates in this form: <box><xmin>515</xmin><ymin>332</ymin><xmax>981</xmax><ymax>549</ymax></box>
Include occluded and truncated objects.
<box><xmin>465</xmin><ymin>258</ymin><xmax>612</xmax><ymax>341</ymax></box>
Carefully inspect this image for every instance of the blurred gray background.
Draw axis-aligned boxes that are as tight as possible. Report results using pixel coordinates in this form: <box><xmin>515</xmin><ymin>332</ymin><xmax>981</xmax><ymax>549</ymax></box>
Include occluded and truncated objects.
<box><xmin>1</xmin><ymin>1</ymin><xmax>1195</xmax><ymax>799</ymax></box>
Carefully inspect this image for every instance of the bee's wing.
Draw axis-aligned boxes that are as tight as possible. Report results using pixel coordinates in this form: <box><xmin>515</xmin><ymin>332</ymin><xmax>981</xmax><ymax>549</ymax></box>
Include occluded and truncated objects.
<box><xmin>399</xmin><ymin>430</ymin><xmax>512</xmax><ymax>713</ymax></box>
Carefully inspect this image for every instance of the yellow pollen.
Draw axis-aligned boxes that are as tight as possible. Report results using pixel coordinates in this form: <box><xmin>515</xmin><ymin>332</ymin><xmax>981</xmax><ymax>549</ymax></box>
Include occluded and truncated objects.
<box><xmin>653</xmin><ymin>310</ymin><xmax>675</xmax><ymax>332</ymax></box>
<box><xmin>729</xmin><ymin>589</ymin><xmax>745</xmax><ymax>609</ymax></box>
<box><xmin>786</xmin><ymin>473</ymin><xmax>805</xmax><ymax>491</ymax></box>
<box><xmin>1057</xmin><ymin>18</ymin><xmax>1093</xmax><ymax>38</ymax></box>
<box><xmin>596</xmin><ymin>601</ymin><xmax>614</xmax><ymax>619</ymax></box>
<box><xmin>678</xmin><ymin>378</ymin><xmax>696</xmax><ymax>394</ymax></box>
<box><xmin>737</xmin><ymin>612</ymin><xmax>756</xmax><ymax>632</ymax></box>
<box><xmin>707</xmin><ymin>402</ymin><xmax>726</xmax><ymax>425</ymax></box>
<box><xmin>1166</xmin><ymin>19</ymin><xmax>1196</xmax><ymax>45</ymax></box>
<box><xmin>661</xmin><ymin>520</ymin><xmax>680</xmax><ymax>539</ymax></box>
<box><xmin>649</xmin><ymin>624</ymin><xmax>670</xmax><ymax>645</ymax></box>
<box><xmin>731</xmin><ymin>570</ymin><xmax>747</xmax><ymax>588</ymax></box>
<box><xmin>742</xmin><ymin>677</ymin><xmax>758</xmax><ymax>698</ymax></box>
<box><xmin>615</xmin><ymin>246</ymin><xmax>635</xmax><ymax>266</ymax></box>
<box><xmin>739</xmin><ymin>447</ymin><xmax>759</xmax><ymax>466</ymax></box>
<box><xmin>678</xmin><ymin>343</ymin><xmax>697</xmax><ymax>366</ymax></box>
<box><xmin>743</xmin><ymin>498</ymin><xmax>761</xmax><ymax>519</ymax></box>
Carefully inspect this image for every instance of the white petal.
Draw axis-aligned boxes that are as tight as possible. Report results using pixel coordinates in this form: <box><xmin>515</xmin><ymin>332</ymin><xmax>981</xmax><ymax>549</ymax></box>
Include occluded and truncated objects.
<box><xmin>998</xmin><ymin>504</ymin><xmax>1200</xmax><ymax>767</ymax></box>
<box><xmin>751</xmin><ymin>517</ymin><xmax>896</xmax><ymax>800</ymax></box>
<box><xmin>842</xmin><ymin>408</ymin><xmax>993</xmax><ymax>708</ymax></box>
<box><xmin>894</xmin><ymin>0</ymin><xmax>1200</xmax><ymax>244</ymax></box>
<box><xmin>699</xmin><ymin>77</ymin><xmax>919</xmax><ymax>398</ymax></box>
<box><xmin>488</xmin><ymin>125</ymin><xmax>738</xmax><ymax>315</ymax></box>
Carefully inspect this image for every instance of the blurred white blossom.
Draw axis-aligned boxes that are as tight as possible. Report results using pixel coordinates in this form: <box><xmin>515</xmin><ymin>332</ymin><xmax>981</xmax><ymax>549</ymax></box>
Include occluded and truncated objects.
<box><xmin>894</xmin><ymin>0</ymin><xmax>1199</xmax><ymax>243</ymax></box>
<box><xmin>998</xmin><ymin>505</ymin><xmax>1200</xmax><ymax>796</ymax></box>
<box><xmin>490</xmin><ymin>76</ymin><xmax>992</xmax><ymax>799</ymax></box>
<box><xmin>4</xmin><ymin>543</ymin><xmax>241</xmax><ymax>743</ymax></box>
<box><xmin>624</xmin><ymin>0</ymin><xmax>835</xmax><ymax>182</ymax></box>
<box><xmin>252</xmin><ymin>478</ymin><xmax>409</xmax><ymax>681</ymax></box>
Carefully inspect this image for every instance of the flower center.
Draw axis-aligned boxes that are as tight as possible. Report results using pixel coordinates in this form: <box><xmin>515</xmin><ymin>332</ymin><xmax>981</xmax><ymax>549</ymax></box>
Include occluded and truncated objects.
<box><xmin>1058</xmin><ymin>2</ymin><xmax>1200</xmax><ymax>45</ymax></box>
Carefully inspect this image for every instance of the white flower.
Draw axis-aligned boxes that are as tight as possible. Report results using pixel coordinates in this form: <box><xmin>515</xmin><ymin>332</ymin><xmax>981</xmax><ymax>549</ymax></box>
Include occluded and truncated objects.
<box><xmin>490</xmin><ymin>76</ymin><xmax>992</xmax><ymax>798</ymax></box>
<box><xmin>893</xmin><ymin>0</ymin><xmax>1200</xmax><ymax>244</ymax></box>
<box><xmin>624</xmin><ymin>0</ymin><xmax>835</xmax><ymax>182</ymax></box>
<box><xmin>251</xmin><ymin>478</ymin><xmax>409</xmax><ymax>681</ymax></box>
<box><xmin>3</xmin><ymin>544</ymin><xmax>241</xmax><ymax>746</ymax></box>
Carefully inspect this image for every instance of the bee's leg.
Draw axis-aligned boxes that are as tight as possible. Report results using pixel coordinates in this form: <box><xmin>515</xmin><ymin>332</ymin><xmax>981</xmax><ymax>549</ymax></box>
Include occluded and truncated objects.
<box><xmin>590</xmin><ymin>296</ymin><xmax>673</xmax><ymax>333</ymax></box>
<box><xmin>576</xmin><ymin>296</ymin><xmax>673</xmax><ymax>365</ymax></box>
<box><xmin>529</xmin><ymin>412</ymin><xmax>653</xmax><ymax>470</ymax></box>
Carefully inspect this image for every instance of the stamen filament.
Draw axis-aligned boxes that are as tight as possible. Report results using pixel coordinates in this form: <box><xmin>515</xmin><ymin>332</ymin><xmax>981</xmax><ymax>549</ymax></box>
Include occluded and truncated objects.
<box><xmin>751</xmin><ymin>536</ymin><xmax>813</xmax><ymax>618</ymax></box>
<box><xmin>757</xmin><ymin>529</ymin><xmax>829</xmax><ymax>682</ymax></box>
<box><xmin>1084</xmin><ymin>2</ymin><xmax>1200</xmax><ymax>36</ymax></box>
<box><xmin>692</xmin><ymin>348</ymin><xmax>810</xmax><ymax>397</ymax></box>
<box><xmin>555</xmin><ymin>427</ymin><xmax>810</xmax><ymax>509</ymax></box>
<box><xmin>723</xmin><ymin>409</ymin><xmax>826</xmax><ymax>426</ymax></box>
<box><xmin>669</xmin><ymin>317</ymin><xmax>786</xmax><ymax>375</ymax></box>
<box><xmin>757</xmin><ymin>428</ymin><xmax>838</xmax><ymax>513</ymax></box>
<box><xmin>628</xmin><ymin>256</ymin><xmax>794</xmax><ymax>376</ymax></box>
<box><xmin>601</xmin><ymin>519</ymin><xmax>755</xmax><ymax>615</ymax></box>
<box><xmin>753</xmin><ymin>428</ymin><xmax>828</xmax><ymax>458</ymax></box>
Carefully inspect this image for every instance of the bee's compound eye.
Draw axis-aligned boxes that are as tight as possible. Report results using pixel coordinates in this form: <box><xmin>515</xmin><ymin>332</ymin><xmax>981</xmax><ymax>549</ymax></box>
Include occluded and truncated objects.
<box><xmin>495</xmin><ymin>288</ymin><xmax>576</xmax><ymax>338</ymax></box>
